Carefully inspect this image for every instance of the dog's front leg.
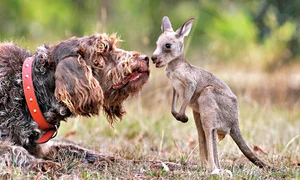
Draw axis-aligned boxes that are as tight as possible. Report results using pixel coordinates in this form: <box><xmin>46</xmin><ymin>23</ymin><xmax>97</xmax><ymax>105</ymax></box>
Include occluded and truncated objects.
<box><xmin>45</xmin><ymin>139</ymin><xmax>116</xmax><ymax>164</ymax></box>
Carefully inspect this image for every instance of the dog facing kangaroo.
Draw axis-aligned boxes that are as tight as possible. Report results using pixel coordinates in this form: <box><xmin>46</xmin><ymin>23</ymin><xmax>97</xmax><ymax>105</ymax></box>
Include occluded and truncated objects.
<box><xmin>151</xmin><ymin>16</ymin><xmax>272</xmax><ymax>170</ymax></box>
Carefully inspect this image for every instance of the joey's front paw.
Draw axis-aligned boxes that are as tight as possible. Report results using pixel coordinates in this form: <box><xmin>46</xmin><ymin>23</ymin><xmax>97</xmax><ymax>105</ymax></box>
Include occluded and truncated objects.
<box><xmin>178</xmin><ymin>114</ymin><xmax>188</xmax><ymax>123</ymax></box>
<box><xmin>172</xmin><ymin>112</ymin><xmax>188</xmax><ymax>123</ymax></box>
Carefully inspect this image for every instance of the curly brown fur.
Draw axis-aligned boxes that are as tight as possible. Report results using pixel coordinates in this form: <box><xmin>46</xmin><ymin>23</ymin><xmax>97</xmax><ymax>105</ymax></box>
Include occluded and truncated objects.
<box><xmin>0</xmin><ymin>34</ymin><xmax>149</xmax><ymax>173</ymax></box>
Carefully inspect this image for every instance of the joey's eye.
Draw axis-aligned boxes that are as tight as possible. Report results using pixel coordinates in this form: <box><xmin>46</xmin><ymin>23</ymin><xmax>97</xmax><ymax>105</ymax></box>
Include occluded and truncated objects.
<box><xmin>165</xmin><ymin>43</ymin><xmax>171</xmax><ymax>49</ymax></box>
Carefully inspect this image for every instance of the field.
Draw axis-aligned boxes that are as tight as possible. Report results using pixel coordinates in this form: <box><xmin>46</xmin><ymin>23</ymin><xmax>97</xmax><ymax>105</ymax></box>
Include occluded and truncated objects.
<box><xmin>4</xmin><ymin>64</ymin><xmax>300</xmax><ymax>179</ymax></box>
<box><xmin>0</xmin><ymin>1</ymin><xmax>299</xmax><ymax>179</ymax></box>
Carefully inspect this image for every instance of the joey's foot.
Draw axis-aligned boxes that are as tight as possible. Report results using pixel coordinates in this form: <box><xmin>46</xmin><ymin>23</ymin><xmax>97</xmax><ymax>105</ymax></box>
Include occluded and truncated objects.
<box><xmin>211</xmin><ymin>169</ymin><xmax>233</xmax><ymax>178</ymax></box>
<box><xmin>172</xmin><ymin>112</ymin><xmax>188</xmax><ymax>123</ymax></box>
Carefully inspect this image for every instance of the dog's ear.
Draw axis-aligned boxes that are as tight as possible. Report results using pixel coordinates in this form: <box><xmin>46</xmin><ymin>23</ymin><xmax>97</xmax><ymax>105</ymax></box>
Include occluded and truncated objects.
<box><xmin>54</xmin><ymin>56</ymin><xmax>103</xmax><ymax>116</ymax></box>
<box><xmin>103</xmin><ymin>105</ymin><xmax>126</xmax><ymax>125</ymax></box>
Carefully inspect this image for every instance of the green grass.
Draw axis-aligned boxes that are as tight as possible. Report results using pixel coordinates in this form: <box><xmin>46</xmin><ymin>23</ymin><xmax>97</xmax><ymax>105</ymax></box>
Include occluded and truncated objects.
<box><xmin>2</xmin><ymin>69</ymin><xmax>300</xmax><ymax>179</ymax></box>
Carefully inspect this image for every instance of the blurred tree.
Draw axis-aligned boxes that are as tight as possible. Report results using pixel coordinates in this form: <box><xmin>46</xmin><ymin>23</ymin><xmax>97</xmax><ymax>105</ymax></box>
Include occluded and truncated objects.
<box><xmin>252</xmin><ymin>0</ymin><xmax>300</xmax><ymax>61</ymax></box>
<box><xmin>0</xmin><ymin>0</ymin><xmax>298</xmax><ymax>68</ymax></box>
<box><xmin>0</xmin><ymin>0</ymin><xmax>99</xmax><ymax>44</ymax></box>
<box><xmin>0</xmin><ymin>1</ymin><xmax>28</xmax><ymax>38</ymax></box>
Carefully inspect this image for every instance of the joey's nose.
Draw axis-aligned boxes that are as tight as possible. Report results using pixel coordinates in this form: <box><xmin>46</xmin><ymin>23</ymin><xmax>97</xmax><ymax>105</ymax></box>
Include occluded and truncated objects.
<box><xmin>151</xmin><ymin>55</ymin><xmax>157</xmax><ymax>63</ymax></box>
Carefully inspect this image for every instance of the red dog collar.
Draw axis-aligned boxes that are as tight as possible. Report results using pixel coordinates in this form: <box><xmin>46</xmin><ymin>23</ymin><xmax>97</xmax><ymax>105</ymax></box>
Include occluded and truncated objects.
<box><xmin>22</xmin><ymin>57</ymin><xmax>57</xmax><ymax>143</ymax></box>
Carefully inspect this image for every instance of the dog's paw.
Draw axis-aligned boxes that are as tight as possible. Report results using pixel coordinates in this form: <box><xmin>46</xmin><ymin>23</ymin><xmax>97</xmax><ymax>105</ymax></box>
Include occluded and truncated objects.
<box><xmin>85</xmin><ymin>152</ymin><xmax>116</xmax><ymax>164</ymax></box>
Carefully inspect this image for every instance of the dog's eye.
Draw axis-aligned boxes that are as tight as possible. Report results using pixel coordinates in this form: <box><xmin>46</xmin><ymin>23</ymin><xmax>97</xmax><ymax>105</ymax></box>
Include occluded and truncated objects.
<box><xmin>165</xmin><ymin>43</ymin><xmax>171</xmax><ymax>49</ymax></box>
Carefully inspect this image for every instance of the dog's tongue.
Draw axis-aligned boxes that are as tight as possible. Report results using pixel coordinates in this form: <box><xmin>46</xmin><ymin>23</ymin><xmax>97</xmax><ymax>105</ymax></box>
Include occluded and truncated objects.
<box><xmin>112</xmin><ymin>72</ymin><xmax>141</xmax><ymax>90</ymax></box>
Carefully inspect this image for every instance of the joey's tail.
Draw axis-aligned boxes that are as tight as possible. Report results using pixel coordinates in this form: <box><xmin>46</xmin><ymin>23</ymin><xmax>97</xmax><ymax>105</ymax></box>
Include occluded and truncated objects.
<box><xmin>230</xmin><ymin>125</ymin><xmax>271</xmax><ymax>169</ymax></box>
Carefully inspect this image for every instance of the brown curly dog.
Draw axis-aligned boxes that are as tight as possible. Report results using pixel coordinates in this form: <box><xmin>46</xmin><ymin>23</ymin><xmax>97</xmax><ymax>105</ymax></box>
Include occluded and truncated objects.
<box><xmin>0</xmin><ymin>33</ymin><xmax>149</xmax><ymax>173</ymax></box>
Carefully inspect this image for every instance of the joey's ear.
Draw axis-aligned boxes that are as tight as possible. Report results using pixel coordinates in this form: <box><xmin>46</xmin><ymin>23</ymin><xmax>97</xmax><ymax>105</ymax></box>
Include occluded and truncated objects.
<box><xmin>161</xmin><ymin>16</ymin><xmax>173</xmax><ymax>32</ymax></box>
<box><xmin>176</xmin><ymin>18</ymin><xmax>195</xmax><ymax>37</ymax></box>
<box><xmin>54</xmin><ymin>56</ymin><xmax>104</xmax><ymax>116</ymax></box>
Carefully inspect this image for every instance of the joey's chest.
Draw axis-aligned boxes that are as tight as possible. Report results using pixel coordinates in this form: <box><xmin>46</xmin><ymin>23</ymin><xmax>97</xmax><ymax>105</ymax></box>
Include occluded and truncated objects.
<box><xmin>164</xmin><ymin>68</ymin><xmax>192</xmax><ymax>90</ymax></box>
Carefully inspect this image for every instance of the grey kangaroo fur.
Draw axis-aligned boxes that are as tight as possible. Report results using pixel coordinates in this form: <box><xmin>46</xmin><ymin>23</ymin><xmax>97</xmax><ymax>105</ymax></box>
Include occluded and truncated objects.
<box><xmin>151</xmin><ymin>16</ymin><xmax>271</xmax><ymax>170</ymax></box>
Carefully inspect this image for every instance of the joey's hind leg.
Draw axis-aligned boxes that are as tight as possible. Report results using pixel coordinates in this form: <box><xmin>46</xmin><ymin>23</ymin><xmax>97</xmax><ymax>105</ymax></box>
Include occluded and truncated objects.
<box><xmin>198</xmin><ymin>89</ymin><xmax>220</xmax><ymax>169</ymax></box>
<box><xmin>193</xmin><ymin>110</ymin><xmax>208</xmax><ymax>166</ymax></box>
<box><xmin>212</xmin><ymin>129</ymin><xmax>221</xmax><ymax>169</ymax></box>
<box><xmin>202</xmin><ymin>120</ymin><xmax>217</xmax><ymax>169</ymax></box>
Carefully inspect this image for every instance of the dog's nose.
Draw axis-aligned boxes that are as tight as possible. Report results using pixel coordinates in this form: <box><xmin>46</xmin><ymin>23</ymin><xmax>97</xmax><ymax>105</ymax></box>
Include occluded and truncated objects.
<box><xmin>139</xmin><ymin>55</ymin><xmax>149</xmax><ymax>66</ymax></box>
<box><xmin>151</xmin><ymin>55</ymin><xmax>157</xmax><ymax>63</ymax></box>
<box><xmin>144</xmin><ymin>56</ymin><xmax>149</xmax><ymax>63</ymax></box>
<box><xmin>144</xmin><ymin>56</ymin><xmax>149</xmax><ymax>66</ymax></box>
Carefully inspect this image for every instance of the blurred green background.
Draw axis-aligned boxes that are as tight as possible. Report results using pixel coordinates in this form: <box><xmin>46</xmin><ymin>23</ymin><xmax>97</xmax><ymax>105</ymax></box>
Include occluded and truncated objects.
<box><xmin>1</xmin><ymin>0</ymin><xmax>299</xmax><ymax>69</ymax></box>
<box><xmin>1</xmin><ymin>0</ymin><xmax>299</xmax><ymax>106</ymax></box>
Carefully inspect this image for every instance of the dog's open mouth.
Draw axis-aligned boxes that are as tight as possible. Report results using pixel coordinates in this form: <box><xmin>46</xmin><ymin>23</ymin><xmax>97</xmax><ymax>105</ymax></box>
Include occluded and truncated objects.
<box><xmin>112</xmin><ymin>70</ymin><xmax>149</xmax><ymax>90</ymax></box>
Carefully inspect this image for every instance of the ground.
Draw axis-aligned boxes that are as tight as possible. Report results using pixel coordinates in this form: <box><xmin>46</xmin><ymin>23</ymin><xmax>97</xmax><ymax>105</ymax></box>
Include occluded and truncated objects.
<box><xmin>1</xmin><ymin>68</ymin><xmax>299</xmax><ymax>179</ymax></box>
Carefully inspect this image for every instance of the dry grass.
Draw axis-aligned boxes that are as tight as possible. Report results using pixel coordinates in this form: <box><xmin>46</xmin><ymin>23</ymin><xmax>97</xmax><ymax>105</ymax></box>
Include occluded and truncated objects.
<box><xmin>2</xmin><ymin>66</ymin><xmax>300</xmax><ymax>179</ymax></box>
